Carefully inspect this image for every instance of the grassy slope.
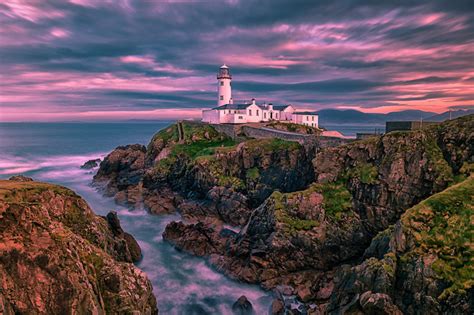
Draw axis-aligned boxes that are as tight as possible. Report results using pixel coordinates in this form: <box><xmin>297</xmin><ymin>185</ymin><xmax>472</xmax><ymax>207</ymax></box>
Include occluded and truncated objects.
<box><xmin>400</xmin><ymin>175</ymin><xmax>473</xmax><ymax>299</ymax></box>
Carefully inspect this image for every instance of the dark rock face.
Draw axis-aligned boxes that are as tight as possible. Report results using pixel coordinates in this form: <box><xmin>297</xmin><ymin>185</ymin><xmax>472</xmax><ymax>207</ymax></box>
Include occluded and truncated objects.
<box><xmin>80</xmin><ymin>158</ymin><xmax>101</xmax><ymax>169</ymax></box>
<box><xmin>93</xmin><ymin>144</ymin><xmax>146</xmax><ymax>207</ymax></box>
<box><xmin>0</xmin><ymin>179</ymin><xmax>157</xmax><ymax>314</ymax></box>
<box><xmin>232</xmin><ymin>295</ymin><xmax>254</xmax><ymax>315</ymax></box>
<box><xmin>106</xmin><ymin>211</ymin><xmax>142</xmax><ymax>262</ymax></box>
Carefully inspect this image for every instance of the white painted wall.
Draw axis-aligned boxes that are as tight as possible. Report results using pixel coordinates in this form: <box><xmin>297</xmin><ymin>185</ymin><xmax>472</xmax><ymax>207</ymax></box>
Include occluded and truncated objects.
<box><xmin>245</xmin><ymin>104</ymin><xmax>263</xmax><ymax>122</ymax></box>
<box><xmin>217</xmin><ymin>78</ymin><xmax>231</xmax><ymax>106</ymax></box>
<box><xmin>281</xmin><ymin>106</ymin><xmax>295</xmax><ymax>121</ymax></box>
<box><xmin>202</xmin><ymin>109</ymin><xmax>220</xmax><ymax>124</ymax></box>
<box><xmin>292</xmin><ymin>114</ymin><xmax>319</xmax><ymax>127</ymax></box>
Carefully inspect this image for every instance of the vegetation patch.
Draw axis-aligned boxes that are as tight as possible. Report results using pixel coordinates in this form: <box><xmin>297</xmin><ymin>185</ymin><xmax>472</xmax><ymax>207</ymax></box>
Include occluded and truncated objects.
<box><xmin>171</xmin><ymin>138</ymin><xmax>237</xmax><ymax>159</ymax></box>
<box><xmin>246</xmin><ymin>167</ymin><xmax>260</xmax><ymax>181</ymax></box>
<box><xmin>271</xmin><ymin>191</ymin><xmax>318</xmax><ymax>234</ymax></box>
<box><xmin>312</xmin><ymin>182</ymin><xmax>352</xmax><ymax>220</ymax></box>
<box><xmin>217</xmin><ymin>176</ymin><xmax>245</xmax><ymax>191</ymax></box>
<box><xmin>422</xmin><ymin>133</ymin><xmax>453</xmax><ymax>186</ymax></box>
<box><xmin>402</xmin><ymin>176</ymin><xmax>473</xmax><ymax>300</ymax></box>
<box><xmin>347</xmin><ymin>162</ymin><xmax>379</xmax><ymax>184</ymax></box>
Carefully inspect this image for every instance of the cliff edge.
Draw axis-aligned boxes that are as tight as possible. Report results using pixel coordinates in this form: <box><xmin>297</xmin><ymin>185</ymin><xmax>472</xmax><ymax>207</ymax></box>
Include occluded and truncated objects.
<box><xmin>0</xmin><ymin>178</ymin><xmax>158</xmax><ymax>314</ymax></box>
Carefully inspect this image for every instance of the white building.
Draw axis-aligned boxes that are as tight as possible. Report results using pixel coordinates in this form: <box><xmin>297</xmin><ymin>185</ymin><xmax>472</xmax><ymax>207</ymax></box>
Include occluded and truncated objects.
<box><xmin>202</xmin><ymin>65</ymin><xmax>319</xmax><ymax>127</ymax></box>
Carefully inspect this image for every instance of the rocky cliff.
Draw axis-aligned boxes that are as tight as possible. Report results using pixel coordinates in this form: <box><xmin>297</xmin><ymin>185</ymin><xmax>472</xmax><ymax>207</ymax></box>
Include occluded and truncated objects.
<box><xmin>163</xmin><ymin>115</ymin><xmax>473</xmax><ymax>314</ymax></box>
<box><xmin>94</xmin><ymin>121</ymin><xmax>317</xmax><ymax>225</ymax></box>
<box><xmin>0</xmin><ymin>178</ymin><xmax>158</xmax><ymax>314</ymax></box>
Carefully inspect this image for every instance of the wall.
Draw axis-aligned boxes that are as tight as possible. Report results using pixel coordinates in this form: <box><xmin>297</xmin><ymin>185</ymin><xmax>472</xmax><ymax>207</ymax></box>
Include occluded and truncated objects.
<box><xmin>202</xmin><ymin>110</ymin><xmax>219</xmax><ymax>124</ymax></box>
<box><xmin>242</xmin><ymin>126</ymin><xmax>315</xmax><ymax>144</ymax></box>
<box><xmin>211</xmin><ymin>124</ymin><xmax>238</xmax><ymax>138</ymax></box>
<box><xmin>217</xmin><ymin>78</ymin><xmax>231</xmax><ymax>106</ymax></box>
<box><xmin>292</xmin><ymin>114</ymin><xmax>318</xmax><ymax>128</ymax></box>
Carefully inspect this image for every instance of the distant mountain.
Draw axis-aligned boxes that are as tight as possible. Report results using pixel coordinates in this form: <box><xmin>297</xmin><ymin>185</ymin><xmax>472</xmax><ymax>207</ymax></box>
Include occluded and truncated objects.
<box><xmin>425</xmin><ymin>109</ymin><xmax>474</xmax><ymax>122</ymax></box>
<box><xmin>316</xmin><ymin>109</ymin><xmax>435</xmax><ymax>124</ymax></box>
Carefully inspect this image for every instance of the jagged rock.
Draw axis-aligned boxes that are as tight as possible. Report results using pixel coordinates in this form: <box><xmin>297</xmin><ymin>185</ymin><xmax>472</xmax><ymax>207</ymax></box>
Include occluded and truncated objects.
<box><xmin>106</xmin><ymin>211</ymin><xmax>142</xmax><ymax>262</ymax></box>
<box><xmin>8</xmin><ymin>175</ymin><xmax>33</xmax><ymax>181</ymax></box>
<box><xmin>359</xmin><ymin>291</ymin><xmax>402</xmax><ymax>315</ymax></box>
<box><xmin>271</xmin><ymin>298</ymin><xmax>285</xmax><ymax>315</ymax></box>
<box><xmin>94</xmin><ymin>122</ymin><xmax>317</xmax><ymax>224</ymax></box>
<box><xmin>160</xmin><ymin>116</ymin><xmax>473</xmax><ymax>314</ymax></box>
<box><xmin>80</xmin><ymin>158</ymin><xmax>101</xmax><ymax>169</ymax></box>
<box><xmin>232</xmin><ymin>295</ymin><xmax>254</xmax><ymax>315</ymax></box>
<box><xmin>0</xmin><ymin>179</ymin><xmax>157</xmax><ymax>314</ymax></box>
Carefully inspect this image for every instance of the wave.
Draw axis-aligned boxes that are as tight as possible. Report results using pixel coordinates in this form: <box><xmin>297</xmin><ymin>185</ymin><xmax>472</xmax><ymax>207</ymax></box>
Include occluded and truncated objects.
<box><xmin>0</xmin><ymin>152</ymin><xmax>107</xmax><ymax>177</ymax></box>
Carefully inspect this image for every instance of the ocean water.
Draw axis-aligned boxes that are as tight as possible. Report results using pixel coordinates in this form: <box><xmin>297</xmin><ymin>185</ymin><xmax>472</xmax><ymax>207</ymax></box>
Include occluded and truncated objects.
<box><xmin>321</xmin><ymin>123</ymin><xmax>385</xmax><ymax>137</ymax></box>
<box><xmin>0</xmin><ymin>122</ymin><xmax>273</xmax><ymax>314</ymax></box>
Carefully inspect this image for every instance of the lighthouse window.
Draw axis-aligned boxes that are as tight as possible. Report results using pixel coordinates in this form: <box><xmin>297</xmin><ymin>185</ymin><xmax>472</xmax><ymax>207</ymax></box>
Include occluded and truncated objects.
<box><xmin>220</xmin><ymin>95</ymin><xmax>224</xmax><ymax>100</ymax></box>
<box><xmin>220</xmin><ymin>81</ymin><xmax>224</xmax><ymax>86</ymax></box>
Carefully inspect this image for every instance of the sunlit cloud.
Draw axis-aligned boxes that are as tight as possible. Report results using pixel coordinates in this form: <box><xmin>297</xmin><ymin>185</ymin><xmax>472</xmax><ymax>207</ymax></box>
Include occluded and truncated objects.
<box><xmin>0</xmin><ymin>0</ymin><xmax>473</xmax><ymax>121</ymax></box>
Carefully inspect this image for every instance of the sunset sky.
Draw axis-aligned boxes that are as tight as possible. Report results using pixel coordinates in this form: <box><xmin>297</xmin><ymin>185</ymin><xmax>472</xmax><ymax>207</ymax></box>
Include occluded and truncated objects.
<box><xmin>1</xmin><ymin>0</ymin><xmax>473</xmax><ymax>121</ymax></box>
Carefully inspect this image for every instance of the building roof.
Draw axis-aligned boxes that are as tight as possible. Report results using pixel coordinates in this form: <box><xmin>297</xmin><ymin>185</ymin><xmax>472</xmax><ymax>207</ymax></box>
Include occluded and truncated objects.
<box><xmin>212</xmin><ymin>103</ymin><xmax>297</xmax><ymax>111</ymax></box>
<box><xmin>220</xmin><ymin>64</ymin><xmax>229</xmax><ymax>69</ymax></box>
<box><xmin>294</xmin><ymin>111</ymin><xmax>318</xmax><ymax>115</ymax></box>
<box><xmin>272</xmin><ymin>105</ymin><xmax>291</xmax><ymax>111</ymax></box>
<box><xmin>212</xmin><ymin>103</ymin><xmax>251</xmax><ymax>110</ymax></box>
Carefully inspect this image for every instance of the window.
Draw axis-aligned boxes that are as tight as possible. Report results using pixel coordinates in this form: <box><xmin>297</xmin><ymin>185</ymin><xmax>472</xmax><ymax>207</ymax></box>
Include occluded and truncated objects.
<box><xmin>238</xmin><ymin>116</ymin><xmax>243</xmax><ymax>119</ymax></box>
<box><xmin>312</xmin><ymin>116</ymin><xmax>314</xmax><ymax>121</ymax></box>
<box><xmin>257</xmin><ymin>110</ymin><xmax>259</xmax><ymax>115</ymax></box>
<box><xmin>249</xmin><ymin>109</ymin><xmax>252</xmax><ymax>116</ymax></box>
<box><xmin>264</xmin><ymin>113</ymin><xmax>267</xmax><ymax>119</ymax></box>
<box><xmin>307</xmin><ymin>116</ymin><xmax>309</xmax><ymax>120</ymax></box>
<box><xmin>275</xmin><ymin>113</ymin><xmax>278</xmax><ymax>119</ymax></box>
<box><xmin>220</xmin><ymin>95</ymin><xmax>224</xmax><ymax>100</ymax></box>
<box><xmin>220</xmin><ymin>81</ymin><xmax>224</xmax><ymax>86</ymax></box>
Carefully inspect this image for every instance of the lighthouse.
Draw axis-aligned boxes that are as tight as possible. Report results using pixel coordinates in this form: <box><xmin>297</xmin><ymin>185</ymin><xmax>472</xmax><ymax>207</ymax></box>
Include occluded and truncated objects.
<box><xmin>217</xmin><ymin>64</ymin><xmax>232</xmax><ymax>106</ymax></box>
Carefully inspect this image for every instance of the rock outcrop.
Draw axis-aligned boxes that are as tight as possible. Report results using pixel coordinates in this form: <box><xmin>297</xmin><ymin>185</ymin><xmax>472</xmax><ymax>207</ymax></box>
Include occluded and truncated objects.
<box><xmin>0</xmin><ymin>179</ymin><xmax>157</xmax><ymax>314</ymax></box>
<box><xmin>81</xmin><ymin>158</ymin><xmax>101</xmax><ymax>169</ymax></box>
<box><xmin>328</xmin><ymin>175</ymin><xmax>473</xmax><ymax>314</ymax></box>
<box><xmin>163</xmin><ymin>115</ymin><xmax>473</xmax><ymax>314</ymax></box>
<box><xmin>94</xmin><ymin>121</ymin><xmax>317</xmax><ymax>225</ymax></box>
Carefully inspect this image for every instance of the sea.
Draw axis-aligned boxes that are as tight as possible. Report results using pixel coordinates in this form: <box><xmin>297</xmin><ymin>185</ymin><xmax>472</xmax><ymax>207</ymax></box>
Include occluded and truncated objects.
<box><xmin>0</xmin><ymin>121</ymin><xmax>383</xmax><ymax>314</ymax></box>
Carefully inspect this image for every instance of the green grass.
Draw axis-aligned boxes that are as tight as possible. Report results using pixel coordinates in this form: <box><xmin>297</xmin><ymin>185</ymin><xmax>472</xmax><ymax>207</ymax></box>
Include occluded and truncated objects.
<box><xmin>246</xmin><ymin>167</ymin><xmax>260</xmax><ymax>181</ymax></box>
<box><xmin>171</xmin><ymin>138</ymin><xmax>238</xmax><ymax>159</ymax></box>
<box><xmin>423</xmin><ymin>133</ymin><xmax>454</xmax><ymax>186</ymax></box>
<box><xmin>312</xmin><ymin>182</ymin><xmax>353</xmax><ymax>220</ymax></box>
<box><xmin>347</xmin><ymin>162</ymin><xmax>379</xmax><ymax>184</ymax></box>
<box><xmin>402</xmin><ymin>175</ymin><xmax>473</xmax><ymax>300</ymax></box>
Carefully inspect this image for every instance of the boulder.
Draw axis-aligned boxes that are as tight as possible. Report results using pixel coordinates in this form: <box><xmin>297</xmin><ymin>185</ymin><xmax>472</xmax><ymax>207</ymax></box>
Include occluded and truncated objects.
<box><xmin>80</xmin><ymin>158</ymin><xmax>101</xmax><ymax>169</ymax></box>
<box><xmin>231</xmin><ymin>295</ymin><xmax>254</xmax><ymax>315</ymax></box>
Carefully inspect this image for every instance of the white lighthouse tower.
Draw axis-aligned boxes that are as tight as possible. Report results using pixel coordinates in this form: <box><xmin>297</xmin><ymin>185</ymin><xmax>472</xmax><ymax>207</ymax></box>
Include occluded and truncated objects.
<box><xmin>217</xmin><ymin>64</ymin><xmax>232</xmax><ymax>106</ymax></box>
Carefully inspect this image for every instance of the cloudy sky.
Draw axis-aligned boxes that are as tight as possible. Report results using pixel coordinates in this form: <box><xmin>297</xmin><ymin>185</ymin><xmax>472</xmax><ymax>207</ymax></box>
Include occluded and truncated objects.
<box><xmin>1</xmin><ymin>0</ymin><xmax>473</xmax><ymax>121</ymax></box>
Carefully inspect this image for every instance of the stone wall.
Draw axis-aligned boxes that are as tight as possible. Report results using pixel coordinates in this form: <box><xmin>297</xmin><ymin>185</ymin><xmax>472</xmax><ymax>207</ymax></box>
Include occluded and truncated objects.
<box><xmin>211</xmin><ymin>124</ymin><xmax>238</xmax><ymax>138</ymax></box>
<box><xmin>242</xmin><ymin>126</ymin><xmax>315</xmax><ymax>144</ymax></box>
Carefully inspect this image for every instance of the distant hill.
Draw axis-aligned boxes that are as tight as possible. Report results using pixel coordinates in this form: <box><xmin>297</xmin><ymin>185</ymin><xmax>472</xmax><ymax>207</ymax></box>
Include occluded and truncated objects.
<box><xmin>316</xmin><ymin>109</ymin><xmax>435</xmax><ymax>124</ymax></box>
<box><xmin>425</xmin><ymin>109</ymin><xmax>474</xmax><ymax>122</ymax></box>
